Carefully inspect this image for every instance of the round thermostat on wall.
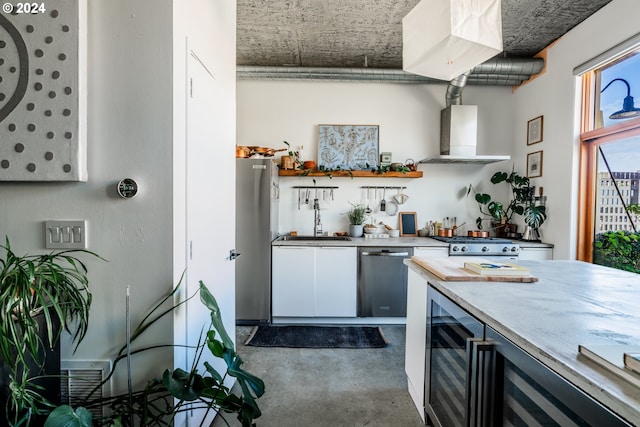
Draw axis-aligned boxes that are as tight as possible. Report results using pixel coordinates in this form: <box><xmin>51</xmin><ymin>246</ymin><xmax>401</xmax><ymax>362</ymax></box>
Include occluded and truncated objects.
<box><xmin>117</xmin><ymin>178</ymin><xmax>139</xmax><ymax>199</ymax></box>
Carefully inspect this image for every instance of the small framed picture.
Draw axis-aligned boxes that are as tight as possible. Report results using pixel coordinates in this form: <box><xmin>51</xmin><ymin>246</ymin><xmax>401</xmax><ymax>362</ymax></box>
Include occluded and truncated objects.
<box><xmin>399</xmin><ymin>212</ymin><xmax>418</xmax><ymax>236</ymax></box>
<box><xmin>527</xmin><ymin>115</ymin><xmax>543</xmax><ymax>145</ymax></box>
<box><xmin>527</xmin><ymin>151</ymin><xmax>543</xmax><ymax>178</ymax></box>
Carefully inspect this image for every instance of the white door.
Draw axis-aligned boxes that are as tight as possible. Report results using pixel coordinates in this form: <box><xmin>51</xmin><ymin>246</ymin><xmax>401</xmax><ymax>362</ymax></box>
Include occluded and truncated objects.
<box><xmin>183</xmin><ymin>50</ymin><xmax>236</xmax><ymax>426</ymax></box>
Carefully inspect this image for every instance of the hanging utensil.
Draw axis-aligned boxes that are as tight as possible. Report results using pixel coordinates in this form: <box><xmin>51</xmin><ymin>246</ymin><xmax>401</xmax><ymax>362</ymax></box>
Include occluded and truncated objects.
<box><xmin>365</xmin><ymin>188</ymin><xmax>372</xmax><ymax>214</ymax></box>
<box><xmin>380</xmin><ymin>187</ymin><xmax>386</xmax><ymax>212</ymax></box>
<box><xmin>297</xmin><ymin>188</ymin><xmax>301</xmax><ymax>210</ymax></box>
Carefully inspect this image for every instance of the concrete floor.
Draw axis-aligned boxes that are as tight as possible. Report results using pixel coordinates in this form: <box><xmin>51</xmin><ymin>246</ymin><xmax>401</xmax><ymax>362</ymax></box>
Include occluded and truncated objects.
<box><xmin>213</xmin><ymin>325</ymin><xmax>425</xmax><ymax>427</ymax></box>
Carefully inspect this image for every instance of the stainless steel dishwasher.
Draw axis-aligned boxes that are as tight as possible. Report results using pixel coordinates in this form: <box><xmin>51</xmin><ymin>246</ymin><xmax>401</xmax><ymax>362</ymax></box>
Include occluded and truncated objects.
<box><xmin>358</xmin><ymin>247</ymin><xmax>413</xmax><ymax>317</ymax></box>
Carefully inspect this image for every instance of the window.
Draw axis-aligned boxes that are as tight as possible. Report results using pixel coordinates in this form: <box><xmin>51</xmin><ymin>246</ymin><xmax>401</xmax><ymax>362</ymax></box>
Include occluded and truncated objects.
<box><xmin>579</xmin><ymin>47</ymin><xmax>640</xmax><ymax>273</ymax></box>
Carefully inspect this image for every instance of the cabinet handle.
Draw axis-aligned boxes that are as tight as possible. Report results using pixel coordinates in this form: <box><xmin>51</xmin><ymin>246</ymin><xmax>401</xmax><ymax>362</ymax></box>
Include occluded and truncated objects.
<box><xmin>361</xmin><ymin>252</ymin><xmax>410</xmax><ymax>257</ymax></box>
<box><xmin>466</xmin><ymin>338</ymin><xmax>495</xmax><ymax>427</ymax></box>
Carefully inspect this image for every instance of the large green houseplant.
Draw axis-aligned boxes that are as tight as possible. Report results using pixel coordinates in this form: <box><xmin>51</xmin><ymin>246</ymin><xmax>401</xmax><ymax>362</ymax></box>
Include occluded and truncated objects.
<box><xmin>469</xmin><ymin>171</ymin><xmax>547</xmax><ymax>235</ymax></box>
<box><xmin>0</xmin><ymin>237</ymin><xmax>100</xmax><ymax>426</ymax></box>
<box><xmin>44</xmin><ymin>280</ymin><xmax>265</xmax><ymax>427</ymax></box>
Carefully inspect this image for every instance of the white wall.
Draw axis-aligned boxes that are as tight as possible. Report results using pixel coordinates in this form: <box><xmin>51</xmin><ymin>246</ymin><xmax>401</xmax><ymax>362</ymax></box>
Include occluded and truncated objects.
<box><xmin>237</xmin><ymin>81</ymin><xmax>515</xmax><ymax>237</ymax></box>
<box><xmin>0</xmin><ymin>0</ymin><xmax>237</xmax><ymax>413</ymax></box>
<box><xmin>512</xmin><ymin>0</ymin><xmax>640</xmax><ymax>259</ymax></box>
<box><xmin>0</xmin><ymin>0</ymin><xmax>175</xmax><ymax>392</ymax></box>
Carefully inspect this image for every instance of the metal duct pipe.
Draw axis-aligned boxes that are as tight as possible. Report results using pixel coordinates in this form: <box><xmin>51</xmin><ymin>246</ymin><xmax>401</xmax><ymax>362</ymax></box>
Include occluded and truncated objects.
<box><xmin>236</xmin><ymin>57</ymin><xmax>545</xmax><ymax>87</ymax></box>
<box><xmin>445</xmin><ymin>71</ymin><xmax>471</xmax><ymax>106</ymax></box>
<box><xmin>445</xmin><ymin>57</ymin><xmax>544</xmax><ymax>103</ymax></box>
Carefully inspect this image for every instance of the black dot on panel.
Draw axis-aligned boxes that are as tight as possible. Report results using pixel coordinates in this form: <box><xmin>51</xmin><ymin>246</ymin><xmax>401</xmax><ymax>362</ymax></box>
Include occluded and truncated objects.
<box><xmin>26</xmin><ymin>25</ymin><xmax>34</xmax><ymax>33</ymax></box>
<box><xmin>1</xmin><ymin>160</ymin><xmax>9</xmax><ymax>169</ymax></box>
<box><xmin>45</xmin><ymin>36</ymin><xmax>53</xmax><ymax>44</ymax></box>
<box><xmin>35</xmin><ymin>49</ymin><xmax>44</xmax><ymax>57</ymax></box>
<box><xmin>26</xmin><ymin>163</ymin><xmax>36</xmax><ymax>172</ymax></box>
<box><xmin>50</xmin><ymin>10</ymin><xmax>59</xmax><ymax>18</ymax></box>
<box><xmin>0</xmin><ymin>58</ymin><xmax>4</xmax><ymax>65</ymax></box>
<box><xmin>52</xmin><ymin>70</ymin><xmax>60</xmax><ymax>79</ymax></box>
<box><xmin>9</xmin><ymin>66</ymin><xmax>16</xmax><ymax>73</ymax></box>
<box><xmin>63</xmin><ymin>164</ymin><xmax>71</xmax><ymax>173</ymax></box>
<box><xmin>27</xmin><ymin>124</ymin><xmax>36</xmax><ymax>132</ymax></box>
<box><xmin>48</xmin><ymin>91</ymin><xmax>56</xmax><ymax>99</ymax></box>
<box><xmin>45</xmin><ymin>152</ymin><xmax>54</xmax><ymax>161</ymax></box>
<box><xmin>36</xmin><ymin>68</ymin><xmax>44</xmax><ymax>75</ymax></box>
<box><xmin>47</xmin><ymin>131</ymin><xmax>54</xmax><ymax>139</ymax></box>
<box><xmin>44</xmin><ymin>110</ymin><xmax>52</xmax><ymax>117</ymax></box>
<box><xmin>62</xmin><ymin>109</ymin><xmax>71</xmax><ymax>116</ymax></box>
<box><xmin>8</xmin><ymin>123</ymin><xmax>16</xmax><ymax>131</ymax></box>
<box><xmin>15</xmin><ymin>143</ymin><xmax>24</xmax><ymax>153</ymax></box>
<box><xmin>0</xmin><ymin>77</ymin><xmax>2</xmax><ymax>83</ymax></box>
<box><xmin>0</xmin><ymin>93</ymin><xmax>4</xmax><ymax>102</ymax></box>
<box><xmin>0</xmin><ymin>41</ymin><xmax>5</xmax><ymax>48</ymax></box>
<box><xmin>34</xmin><ymin>82</ymin><xmax>43</xmax><ymax>91</ymax></box>
<box><xmin>58</xmin><ymin>53</ymin><xmax>66</xmax><ymax>61</ymax></box>
<box><xmin>26</xmin><ymin>103</ymin><xmax>35</xmax><ymax>111</ymax></box>
<box><xmin>62</xmin><ymin>25</ymin><xmax>70</xmax><ymax>32</ymax></box>
<box><xmin>64</xmin><ymin>87</ymin><xmax>72</xmax><ymax>95</ymax></box>
<box><xmin>64</xmin><ymin>132</ymin><xmax>72</xmax><ymax>139</ymax></box>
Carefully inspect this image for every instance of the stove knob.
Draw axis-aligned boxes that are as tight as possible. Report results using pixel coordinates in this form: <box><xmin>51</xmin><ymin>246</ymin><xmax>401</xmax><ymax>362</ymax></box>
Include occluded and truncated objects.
<box><xmin>451</xmin><ymin>245</ymin><xmax>460</xmax><ymax>252</ymax></box>
<box><xmin>511</xmin><ymin>246</ymin><xmax>518</xmax><ymax>252</ymax></box>
<box><xmin>482</xmin><ymin>246</ymin><xmax>489</xmax><ymax>252</ymax></box>
<box><xmin>461</xmin><ymin>246</ymin><xmax>468</xmax><ymax>252</ymax></box>
<box><xmin>502</xmin><ymin>246</ymin><xmax>509</xmax><ymax>252</ymax></box>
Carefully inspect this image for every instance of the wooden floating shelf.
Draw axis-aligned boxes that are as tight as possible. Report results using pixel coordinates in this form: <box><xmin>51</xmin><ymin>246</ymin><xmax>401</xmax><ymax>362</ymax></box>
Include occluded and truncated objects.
<box><xmin>278</xmin><ymin>170</ymin><xmax>423</xmax><ymax>178</ymax></box>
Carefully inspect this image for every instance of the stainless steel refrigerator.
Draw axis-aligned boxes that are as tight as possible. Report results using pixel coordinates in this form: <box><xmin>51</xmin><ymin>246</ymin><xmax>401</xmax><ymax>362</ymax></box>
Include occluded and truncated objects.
<box><xmin>235</xmin><ymin>158</ymin><xmax>279</xmax><ymax>324</ymax></box>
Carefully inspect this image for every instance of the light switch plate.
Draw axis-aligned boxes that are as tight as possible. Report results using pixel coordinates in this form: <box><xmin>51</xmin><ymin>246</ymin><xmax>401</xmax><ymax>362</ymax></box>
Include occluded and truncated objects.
<box><xmin>45</xmin><ymin>220</ymin><xmax>87</xmax><ymax>249</ymax></box>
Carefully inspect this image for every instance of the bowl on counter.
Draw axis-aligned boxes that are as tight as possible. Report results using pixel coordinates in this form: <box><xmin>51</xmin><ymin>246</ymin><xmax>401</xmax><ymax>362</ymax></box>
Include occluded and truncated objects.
<box><xmin>364</xmin><ymin>225</ymin><xmax>382</xmax><ymax>234</ymax></box>
<box><xmin>388</xmin><ymin>229</ymin><xmax>400</xmax><ymax>237</ymax></box>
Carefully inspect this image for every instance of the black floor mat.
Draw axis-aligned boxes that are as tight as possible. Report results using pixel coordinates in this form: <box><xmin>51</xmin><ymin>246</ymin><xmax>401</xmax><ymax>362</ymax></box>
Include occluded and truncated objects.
<box><xmin>244</xmin><ymin>325</ymin><xmax>388</xmax><ymax>348</ymax></box>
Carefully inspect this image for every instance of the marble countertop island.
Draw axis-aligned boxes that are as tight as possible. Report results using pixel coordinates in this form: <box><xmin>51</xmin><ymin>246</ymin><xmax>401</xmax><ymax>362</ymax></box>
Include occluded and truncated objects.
<box><xmin>406</xmin><ymin>258</ymin><xmax>640</xmax><ymax>425</ymax></box>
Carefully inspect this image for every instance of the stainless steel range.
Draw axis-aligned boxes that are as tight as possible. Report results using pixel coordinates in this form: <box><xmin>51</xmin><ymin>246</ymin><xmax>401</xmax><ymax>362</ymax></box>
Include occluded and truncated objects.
<box><xmin>431</xmin><ymin>236</ymin><xmax>520</xmax><ymax>258</ymax></box>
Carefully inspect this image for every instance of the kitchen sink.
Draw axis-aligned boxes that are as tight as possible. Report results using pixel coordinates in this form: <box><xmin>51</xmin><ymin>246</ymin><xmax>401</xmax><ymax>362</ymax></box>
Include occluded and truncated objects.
<box><xmin>278</xmin><ymin>235</ymin><xmax>352</xmax><ymax>241</ymax></box>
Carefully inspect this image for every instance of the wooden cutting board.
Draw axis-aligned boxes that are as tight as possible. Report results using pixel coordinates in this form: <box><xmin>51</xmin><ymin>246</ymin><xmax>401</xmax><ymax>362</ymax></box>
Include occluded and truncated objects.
<box><xmin>411</xmin><ymin>256</ymin><xmax>539</xmax><ymax>283</ymax></box>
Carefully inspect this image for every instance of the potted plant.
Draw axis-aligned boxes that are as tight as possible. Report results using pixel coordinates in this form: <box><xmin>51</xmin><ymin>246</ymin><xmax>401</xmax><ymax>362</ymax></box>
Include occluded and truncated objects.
<box><xmin>0</xmin><ymin>237</ymin><xmax>101</xmax><ymax>426</ymax></box>
<box><xmin>469</xmin><ymin>171</ymin><xmax>547</xmax><ymax>237</ymax></box>
<box><xmin>348</xmin><ymin>203</ymin><xmax>366</xmax><ymax>237</ymax></box>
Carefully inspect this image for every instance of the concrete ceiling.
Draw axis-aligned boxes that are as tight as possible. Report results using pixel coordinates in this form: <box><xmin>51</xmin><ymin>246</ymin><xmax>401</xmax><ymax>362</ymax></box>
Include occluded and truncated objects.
<box><xmin>237</xmin><ymin>0</ymin><xmax>613</xmax><ymax>70</ymax></box>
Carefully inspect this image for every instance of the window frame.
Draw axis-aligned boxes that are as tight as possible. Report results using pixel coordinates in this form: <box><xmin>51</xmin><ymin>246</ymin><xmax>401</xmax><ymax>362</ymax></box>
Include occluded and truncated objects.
<box><xmin>577</xmin><ymin>68</ymin><xmax>640</xmax><ymax>261</ymax></box>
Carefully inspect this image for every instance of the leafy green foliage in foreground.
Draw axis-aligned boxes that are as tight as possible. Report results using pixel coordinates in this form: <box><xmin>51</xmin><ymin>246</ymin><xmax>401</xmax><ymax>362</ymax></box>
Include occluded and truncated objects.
<box><xmin>594</xmin><ymin>231</ymin><xmax>640</xmax><ymax>273</ymax></box>
<box><xmin>44</xmin><ymin>281</ymin><xmax>265</xmax><ymax>427</ymax></box>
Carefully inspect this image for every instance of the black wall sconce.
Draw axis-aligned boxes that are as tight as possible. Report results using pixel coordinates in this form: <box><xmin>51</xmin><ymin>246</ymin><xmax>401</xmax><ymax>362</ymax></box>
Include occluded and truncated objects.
<box><xmin>601</xmin><ymin>78</ymin><xmax>640</xmax><ymax>119</ymax></box>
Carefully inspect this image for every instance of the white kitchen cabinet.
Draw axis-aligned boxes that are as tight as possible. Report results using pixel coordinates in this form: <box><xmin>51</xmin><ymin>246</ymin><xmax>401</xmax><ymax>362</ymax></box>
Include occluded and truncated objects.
<box><xmin>272</xmin><ymin>246</ymin><xmax>315</xmax><ymax>316</ymax></box>
<box><xmin>413</xmin><ymin>247</ymin><xmax>448</xmax><ymax>258</ymax></box>
<box><xmin>519</xmin><ymin>246</ymin><xmax>553</xmax><ymax>260</ymax></box>
<box><xmin>272</xmin><ymin>246</ymin><xmax>357</xmax><ymax>317</ymax></box>
<box><xmin>405</xmin><ymin>267</ymin><xmax>427</xmax><ymax>422</ymax></box>
<box><xmin>315</xmin><ymin>247</ymin><xmax>357</xmax><ymax>317</ymax></box>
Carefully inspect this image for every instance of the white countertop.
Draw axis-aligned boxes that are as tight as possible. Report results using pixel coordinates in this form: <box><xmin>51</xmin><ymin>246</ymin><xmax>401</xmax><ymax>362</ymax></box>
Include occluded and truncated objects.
<box><xmin>272</xmin><ymin>236</ymin><xmax>553</xmax><ymax>248</ymax></box>
<box><xmin>406</xmin><ymin>258</ymin><xmax>640</xmax><ymax>425</ymax></box>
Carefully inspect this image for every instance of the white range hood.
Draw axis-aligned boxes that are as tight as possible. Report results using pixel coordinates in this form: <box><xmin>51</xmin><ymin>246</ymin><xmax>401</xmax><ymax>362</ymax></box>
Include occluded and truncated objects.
<box><xmin>419</xmin><ymin>104</ymin><xmax>510</xmax><ymax>165</ymax></box>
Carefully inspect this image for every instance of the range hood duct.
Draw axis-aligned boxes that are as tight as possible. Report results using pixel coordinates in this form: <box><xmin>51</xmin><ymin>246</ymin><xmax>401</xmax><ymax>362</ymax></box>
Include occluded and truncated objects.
<box><xmin>435</xmin><ymin>59</ymin><xmax>545</xmax><ymax>163</ymax></box>
<box><xmin>445</xmin><ymin>71</ymin><xmax>471</xmax><ymax>106</ymax></box>
<box><xmin>237</xmin><ymin>58</ymin><xmax>544</xmax><ymax>86</ymax></box>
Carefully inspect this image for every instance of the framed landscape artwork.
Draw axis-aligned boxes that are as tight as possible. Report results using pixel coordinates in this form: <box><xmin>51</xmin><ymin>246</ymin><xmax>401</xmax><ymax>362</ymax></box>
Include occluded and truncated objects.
<box><xmin>527</xmin><ymin>151</ymin><xmax>543</xmax><ymax>178</ymax></box>
<box><xmin>318</xmin><ymin>125</ymin><xmax>379</xmax><ymax>170</ymax></box>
